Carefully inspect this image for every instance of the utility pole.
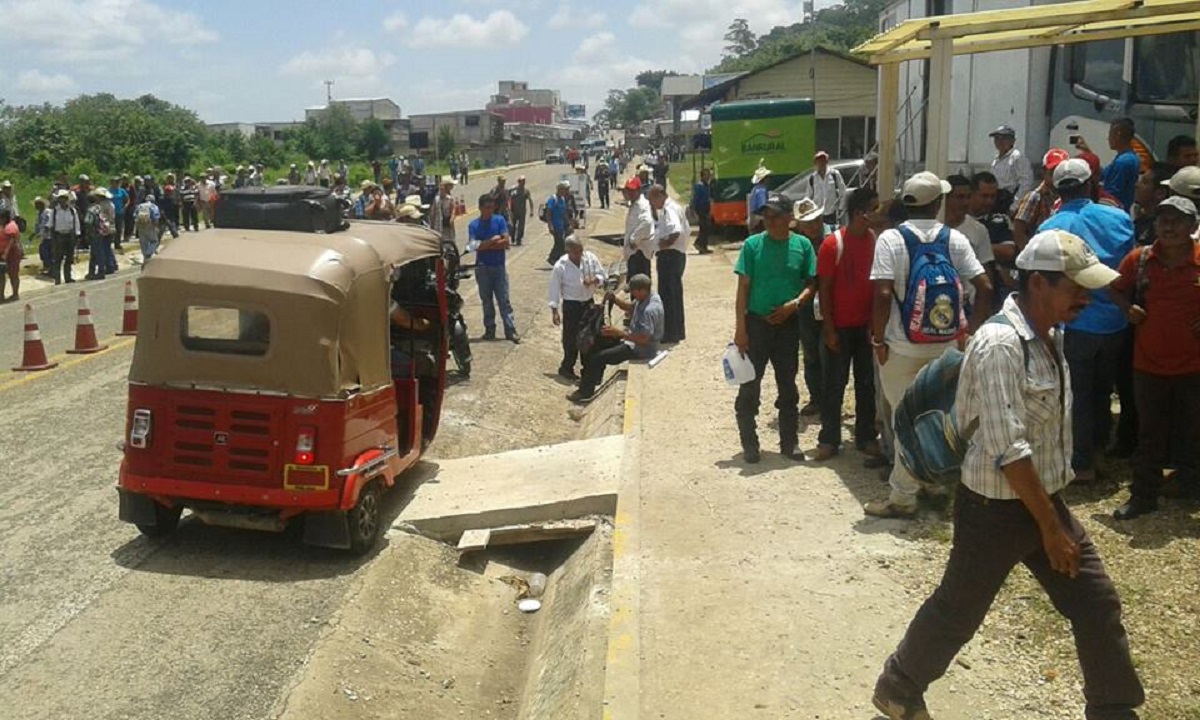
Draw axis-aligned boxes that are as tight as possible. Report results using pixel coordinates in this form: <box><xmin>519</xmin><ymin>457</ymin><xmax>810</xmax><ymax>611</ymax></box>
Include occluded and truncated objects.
<box><xmin>324</xmin><ymin>80</ymin><xmax>334</xmax><ymax>105</ymax></box>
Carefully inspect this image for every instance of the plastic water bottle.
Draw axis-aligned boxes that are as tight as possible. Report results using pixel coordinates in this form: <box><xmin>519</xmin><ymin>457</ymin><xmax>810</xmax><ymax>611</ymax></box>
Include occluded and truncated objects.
<box><xmin>722</xmin><ymin>344</ymin><xmax>756</xmax><ymax>386</ymax></box>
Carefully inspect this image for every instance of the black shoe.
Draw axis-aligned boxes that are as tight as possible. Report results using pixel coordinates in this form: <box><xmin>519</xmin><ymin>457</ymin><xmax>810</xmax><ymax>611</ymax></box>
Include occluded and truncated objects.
<box><xmin>567</xmin><ymin>389</ymin><xmax>594</xmax><ymax>404</ymax></box>
<box><xmin>780</xmin><ymin>444</ymin><xmax>805</xmax><ymax>461</ymax></box>
<box><xmin>558</xmin><ymin>368</ymin><xmax>578</xmax><ymax>381</ymax></box>
<box><xmin>743</xmin><ymin>447</ymin><xmax>761</xmax><ymax>464</ymax></box>
<box><xmin>1113</xmin><ymin>498</ymin><xmax>1158</xmax><ymax>521</ymax></box>
<box><xmin>1107</xmin><ymin>442</ymin><xmax>1136</xmax><ymax>459</ymax></box>
<box><xmin>481</xmin><ymin>331</ymin><xmax>496</xmax><ymax>341</ymax></box>
<box><xmin>872</xmin><ymin>678</ymin><xmax>932</xmax><ymax>720</ymax></box>
<box><xmin>506</xmin><ymin>332</ymin><xmax>521</xmax><ymax>345</ymax></box>
<box><xmin>800</xmin><ymin>401</ymin><xmax>821</xmax><ymax>417</ymax></box>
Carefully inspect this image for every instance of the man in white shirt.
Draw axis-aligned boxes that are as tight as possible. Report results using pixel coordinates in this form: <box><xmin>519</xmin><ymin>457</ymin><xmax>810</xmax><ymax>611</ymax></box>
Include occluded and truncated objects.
<box><xmin>865</xmin><ymin>172</ymin><xmax>994</xmax><ymax>519</ymax></box>
<box><xmin>648</xmin><ymin>184</ymin><xmax>690</xmax><ymax>343</ymax></box>
<box><xmin>549</xmin><ymin>235</ymin><xmax>606</xmax><ymax>380</ymax></box>
<box><xmin>622</xmin><ymin>177</ymin><xmax>655</xmax><ymax>281</ymax></box>
<box><xmin>988</xmin><ymin>125</ymin><xmax>1034</xmax><ymax>213</ymax></box>
<box><xmin>872</xmin><ymin>229</ymin><xmax>1142</xmax><ymax>720</ymax></box>
<box><xmin>803</xmin><ymin>151</ymin><xmax>846</xmax><ymax>226</ymax></box>
<box><xmin>945</xmin><ymin>174</ymin><xmax>997</xmax><ymax>315</ymax></box>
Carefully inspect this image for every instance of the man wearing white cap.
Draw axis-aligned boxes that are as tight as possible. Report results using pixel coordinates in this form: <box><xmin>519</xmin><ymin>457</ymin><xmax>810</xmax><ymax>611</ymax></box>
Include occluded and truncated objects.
<box><xmin>872</xmin><ymin>228</ymin><xmax>1143</xmax><ymax>720</ymax></box>
<box><xmin>1161</xmin><ymin>165</ymin><xmax>1200</xmax><ymax>241</ymax></box>
<box><xmin>802</xmin><ymin>150</ymin><xmax>846</xmax><ymax>227</ymax></box>
<box><xmin>866</xmin><ymin>171</ymin><xmax>992</xmax><ymax>518</ymax></box>
<box><xmin>1038</xmin><ymin>157</ymin><xmax>1134</xmax><ymax>485</ymax></box>
<box><xmin>1109</xmin><ymin>195</ymin><xmax>1200</xmax><ymax>520</ymax></box>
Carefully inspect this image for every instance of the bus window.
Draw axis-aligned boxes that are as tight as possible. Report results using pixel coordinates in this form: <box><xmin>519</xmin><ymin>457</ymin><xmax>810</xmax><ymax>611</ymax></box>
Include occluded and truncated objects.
<box><xmin>1134</xmin><ymin>33</ymin><xmax>1197</xmax><ymax>105</ymax></box>
<box><xmin>1068</xmin><ymin>38</ymin><xmax>1124</xmax><ymax>98</ymax></box>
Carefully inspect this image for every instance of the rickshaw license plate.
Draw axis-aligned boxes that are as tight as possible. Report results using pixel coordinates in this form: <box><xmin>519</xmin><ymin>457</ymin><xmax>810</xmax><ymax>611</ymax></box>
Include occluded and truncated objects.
<box><xmin>284</xmin><ymin>465</ymin><xmax>330</xmax><ymax>491</ymax></box>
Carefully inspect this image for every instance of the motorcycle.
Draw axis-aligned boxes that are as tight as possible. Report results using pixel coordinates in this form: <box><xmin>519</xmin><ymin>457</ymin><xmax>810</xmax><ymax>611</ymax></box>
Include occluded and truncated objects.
<box><xmin>442</xmin><ymin>241</ymin><xmax>472</xmax><ymax>378</ymax></box>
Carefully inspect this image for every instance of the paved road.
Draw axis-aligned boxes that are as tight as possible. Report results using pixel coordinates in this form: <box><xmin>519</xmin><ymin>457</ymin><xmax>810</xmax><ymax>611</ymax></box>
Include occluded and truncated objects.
<box><xmin>0</xmin><ymin>162</ymin><xmax>618</xmax><ymax>720</ymax></box>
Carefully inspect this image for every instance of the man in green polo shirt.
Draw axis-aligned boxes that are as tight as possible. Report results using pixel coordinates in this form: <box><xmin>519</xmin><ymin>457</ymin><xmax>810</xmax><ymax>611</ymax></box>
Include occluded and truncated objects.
<box><xmin>733</xmin><ymin>191</ymin><xmax>818</xmax><ymax>463</ymax></box>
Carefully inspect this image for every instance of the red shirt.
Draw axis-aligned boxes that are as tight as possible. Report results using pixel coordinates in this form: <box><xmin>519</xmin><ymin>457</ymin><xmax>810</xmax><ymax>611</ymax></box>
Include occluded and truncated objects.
<box><xmin>817</xmin><ymin>227</ymin><xmax>876</xmax><ymax>328</ymax></box>
<box><xmin>0</xmin><ymin>220</ymin><xmax>18</xmax><ymax>261</ymax></box>
<box><xmin>1111</xmin><ymin>241</ymin><xmax>1200</xmax><ymax>376</ymax></box>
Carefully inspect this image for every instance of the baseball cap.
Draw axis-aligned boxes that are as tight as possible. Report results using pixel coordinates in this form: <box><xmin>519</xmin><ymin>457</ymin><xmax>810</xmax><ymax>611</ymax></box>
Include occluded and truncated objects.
<box><xmin>1157</xmin><ymin>195</ymin><xmax>1198</xmax><ymax>218</ymax></box>
<box><xmin>624</xmin><ymin>177</ymin><xmax>642</xmax><ymax>192</ymax></box>
<box><xmin>1017</xmin><ymin>229</ymin><xmax>1120</xmax><ymax>290</ymax></box>
<box><xmin>1162</xmin><ymin>165</ymin><xmax>1200</xmax><ymax>200</ymax></box>
<box><xmin>0</xmin><ymin>180</ymin><xmax>11</xmax><ymax>188</ymax></box>
<box><xmin>988</xmin><ymin>124</ymin><xmax>1016</xmax><ymax>138</ymax></box>
<box><xmin>1042</xmin><ymin>148</ymin><xmax>1070</xmax><ymax>172</ymax></box>
<box><xmin>1052</xmin><ymin>158</ymin><xmax>1092</xmax><ymax>189</ymax></box>
<box><xmin>760</xmin><ymin>191</ymin><xmax>793</xmax><ymax>215</ymax></box>
<box><xmin>901</xmin><ymin>171</ymin><xmax>951</xmax><ymax>206</ymax></box>
<box><xmin>814</xmin><ymin>150</ymin><xmax>829</xmax><ymax>160</ymax></box>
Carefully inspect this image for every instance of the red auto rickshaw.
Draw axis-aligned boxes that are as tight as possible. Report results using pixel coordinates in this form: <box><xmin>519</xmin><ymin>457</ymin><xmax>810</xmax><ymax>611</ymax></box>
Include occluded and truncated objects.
<box><xmin>117</xmin><ymin>222</ymin><xmax>448</xmax><ymax>553</ymax></box>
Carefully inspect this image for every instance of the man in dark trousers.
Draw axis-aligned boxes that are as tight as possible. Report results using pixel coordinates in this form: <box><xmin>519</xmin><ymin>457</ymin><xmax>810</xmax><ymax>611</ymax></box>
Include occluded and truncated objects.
<box><xmin>594</xmin><ymin>162</ymin><xmax>612</xmax><ymax>209</ymax></box>
<box><xmin>872</xmin><ymin>229</ymin><xmax>1143</xmax><ymax>720</ymax></box>
<box><xmin>732</xmin><ymin>192</ymin><xmax>817</xmax><ymax>464</ymax></box>
<box><xmin>569</xmin><ymin>274</ymin><xmax>663</xmax><ymax>403</ymax></box>
<box><xmin>648</xmin><ymin>184</ymin><xmax>689</xmax><ymax>343</ymax></box>
<box><xmin>508</xmin><ymin>176</ymin><xmax>534</xmax><ymax>245</ymax></box>
<box><xmin>549</xmin><ymin>235</ymin><xmax>606</xmax><ymax>380</ymax></box>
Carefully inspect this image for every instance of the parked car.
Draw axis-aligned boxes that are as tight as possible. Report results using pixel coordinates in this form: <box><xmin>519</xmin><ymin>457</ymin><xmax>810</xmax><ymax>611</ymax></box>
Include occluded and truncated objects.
<box><xmin>545</xmin><ymin>151</ymin><xmax>564</xmax><ymax>164</ymax></box>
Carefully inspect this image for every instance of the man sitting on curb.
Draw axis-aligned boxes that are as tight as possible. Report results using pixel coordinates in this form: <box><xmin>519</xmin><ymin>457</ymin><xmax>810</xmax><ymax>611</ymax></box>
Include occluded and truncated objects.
<box><xmin>872</xmin><ymin>229</ymin><xmax>1143</xmax><ymax>720</ymax></box>
<box><xmin>569</xmin><ymin>274</ymin><xmax>662</xmax><ymax>404</ymax></box>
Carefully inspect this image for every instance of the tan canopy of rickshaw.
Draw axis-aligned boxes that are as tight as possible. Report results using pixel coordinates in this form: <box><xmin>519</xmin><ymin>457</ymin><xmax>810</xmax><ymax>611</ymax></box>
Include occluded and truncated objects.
<box><xmin>129</xmin><ymin>221</ymin><xmax>443</xmax><ymax>398</ymax></box>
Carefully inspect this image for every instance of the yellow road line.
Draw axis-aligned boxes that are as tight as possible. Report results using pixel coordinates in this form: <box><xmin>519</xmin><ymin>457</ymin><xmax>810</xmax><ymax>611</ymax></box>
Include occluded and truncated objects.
<box><xmin>0</xmin><ymin>336</ymin><xmax>135</xmax><ymax>394</ymax></box>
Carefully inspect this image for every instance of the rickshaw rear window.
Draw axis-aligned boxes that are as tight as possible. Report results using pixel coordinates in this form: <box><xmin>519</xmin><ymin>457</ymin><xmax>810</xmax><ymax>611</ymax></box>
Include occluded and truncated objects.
<box><xmin>180</xmin><ymin>306</ymin><xmax>271</xmax><ymax>356</ymax></box>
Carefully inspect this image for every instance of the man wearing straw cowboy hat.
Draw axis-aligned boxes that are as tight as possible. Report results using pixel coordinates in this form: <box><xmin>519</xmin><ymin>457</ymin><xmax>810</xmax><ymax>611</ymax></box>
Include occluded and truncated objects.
<box><xmin>748</xmin><ymin>164</ymin><xmax>772</xmax><ymax>234</ymax></box>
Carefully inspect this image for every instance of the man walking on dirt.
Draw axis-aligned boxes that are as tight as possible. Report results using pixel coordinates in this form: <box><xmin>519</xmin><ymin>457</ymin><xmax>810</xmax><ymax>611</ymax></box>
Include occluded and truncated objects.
<box><xmin>468</xmin><ymin>193</ymin><xmax>520</xmax><ymax>344</ymax></box>
<box><xmin>871</xmin><ymin>229</ymin><xmax>1143</xmax><ymax>720</ymax></box>
<box><xmin>545</xmin><ymin>180</ymin><xmax>572</xmax><ymax>265</ymax></box>
<box><xmin>648</xmin><ymin>185</ymin><xmax>689</xmax><ymax>343</ymax></box>
<box><xmin>733</xmin><ymin>192</ymin><xmax>817</xmax><ymax>464</ymax></box>
<box><xmin>509</xmin><ymin>176</ymin><xmax>534</xmax><ymax>245</ymax></box>
<box><xmin>489</xmin><ymin>176</ymin><xmax>511</xmax><ymax>224</ymax></box>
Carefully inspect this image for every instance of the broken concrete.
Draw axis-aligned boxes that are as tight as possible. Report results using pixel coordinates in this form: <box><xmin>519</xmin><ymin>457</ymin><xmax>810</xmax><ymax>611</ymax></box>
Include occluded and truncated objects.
<box><xmin>396</xmin><ymin>435</ymin><xmax>623</xmax><ymax>541</ymax></box>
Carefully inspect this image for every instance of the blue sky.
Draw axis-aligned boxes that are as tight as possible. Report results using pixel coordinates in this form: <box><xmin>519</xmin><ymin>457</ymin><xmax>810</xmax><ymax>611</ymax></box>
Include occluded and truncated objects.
<box><xmin>0</xmin><ymin>0</ymin><xmax>824</xmax><ymax>123</ymax></box>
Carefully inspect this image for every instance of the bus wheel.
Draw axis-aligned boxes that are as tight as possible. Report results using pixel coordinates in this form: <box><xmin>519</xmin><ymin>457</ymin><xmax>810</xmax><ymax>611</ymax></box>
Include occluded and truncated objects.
<box><xmin>347</xmin><ymin>482</ymin><xmax>382</xmax><ymax>556</ymax></box>
<box><xmin>137</xmin><ymin>504</ymin><xmax>183</xmax><ymax>539</ymax></box>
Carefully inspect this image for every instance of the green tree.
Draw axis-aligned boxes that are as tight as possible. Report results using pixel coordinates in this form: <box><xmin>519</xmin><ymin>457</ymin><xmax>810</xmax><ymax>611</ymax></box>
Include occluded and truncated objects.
<box><xmin>314</xmin><ymin>102</ymin><xmax>359</xmax><ymax>162</ymax></box>
<box><xmin>359</xmin><ymin>118</ymin><xmax>391</xmax><ymax>160</ymax></box>
<box><xmin>635</xmin><ymin>69</ymin><xmax>681</xmax><ymax>95</ymax></box>
<box><xmin>723</xmin><ymin>18</ymin><xmax>758</xmax><ymax>59</ymax></box>
<box><xmin>435</xmin><ymin>125</ymin><xmax>457</xmax><ymax>160</ymax></box>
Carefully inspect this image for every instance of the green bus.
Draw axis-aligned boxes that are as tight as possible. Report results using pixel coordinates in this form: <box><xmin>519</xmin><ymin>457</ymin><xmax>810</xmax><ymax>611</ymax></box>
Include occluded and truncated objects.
<box><xmin>710</xmin><ymin>99</ymin><xmax>815</xmax><ymax>228</ymax></box>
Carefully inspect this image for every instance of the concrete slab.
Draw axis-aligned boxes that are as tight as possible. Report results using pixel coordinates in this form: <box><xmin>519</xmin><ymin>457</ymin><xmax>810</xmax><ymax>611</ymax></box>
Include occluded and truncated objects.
<box><xmin>397</xmin><ymin>435</ymin><xmax>623</xmax><ymax>541</ymax></box>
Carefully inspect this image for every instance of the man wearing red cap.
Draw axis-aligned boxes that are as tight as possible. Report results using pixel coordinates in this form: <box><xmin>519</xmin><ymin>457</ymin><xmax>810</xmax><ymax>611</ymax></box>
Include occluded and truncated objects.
<box><xmin>622</xmin><ymin>177</ymin><xmax>655</xmax><ymax>280</ymax></box>
<box><xmin>1013</xmin><ymin>148</ymin><xmax>1070</xmax><ymax>250</ymax></box>
<box><xmin>803</xmin><ymin>151</ymin><xmax>846</xmax><ymax>227</ymax></box>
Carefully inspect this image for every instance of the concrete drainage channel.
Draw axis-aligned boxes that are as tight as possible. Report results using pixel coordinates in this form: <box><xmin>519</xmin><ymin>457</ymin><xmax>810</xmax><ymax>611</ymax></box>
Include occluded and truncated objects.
<box><xmin>271</xmin><ymin>371</ymin><xmax>631</xmax><ymax>719</ymax></box>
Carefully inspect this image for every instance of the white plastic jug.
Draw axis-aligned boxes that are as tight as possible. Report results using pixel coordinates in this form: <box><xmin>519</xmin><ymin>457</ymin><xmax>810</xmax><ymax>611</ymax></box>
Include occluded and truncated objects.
<box><xmin>722</xmin><ymin>344</ymin><xmax>756</xmax><ymax>386</ymax></box>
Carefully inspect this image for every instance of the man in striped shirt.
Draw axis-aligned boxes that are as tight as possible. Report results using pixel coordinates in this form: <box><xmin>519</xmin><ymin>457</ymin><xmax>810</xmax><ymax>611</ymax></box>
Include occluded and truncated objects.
<box><xmin>872</xmin><ymin>229</ymin><xmax>1143</xmax><ymax>720</ymax></box>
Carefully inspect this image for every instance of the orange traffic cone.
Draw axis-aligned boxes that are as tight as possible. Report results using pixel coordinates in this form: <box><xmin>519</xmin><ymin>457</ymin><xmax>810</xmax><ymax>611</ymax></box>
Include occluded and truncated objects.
<box><xmin>116</xmin><ymin>280</ymin><xmax>138</xmax><ymax>336</ymax></box>
<box><xmin>12</xmin><ymin>305</ymin><xmax>58</xmax><ymax>372</ymax></box>
<box><xmin>66</xmin><ymin>290</ymin><xmax>108</xmax><ymax>355</ymax></box>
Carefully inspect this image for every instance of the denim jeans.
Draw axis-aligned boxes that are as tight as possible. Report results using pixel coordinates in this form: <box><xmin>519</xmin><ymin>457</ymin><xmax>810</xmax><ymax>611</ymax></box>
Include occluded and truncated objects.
<box><xmin>138</xmin><ymin>232</ymin><xmax>160</xmax><ymax>264</ymax></box>
<box><xmin>475</xmin><ymin>264</ymin><xmax>516</xmax><ymax>336</ymax></box>
<box><xmin>1064</xmin><ymin>329</ymin><xmax>1123</xmax><ymax>472</ymax></box>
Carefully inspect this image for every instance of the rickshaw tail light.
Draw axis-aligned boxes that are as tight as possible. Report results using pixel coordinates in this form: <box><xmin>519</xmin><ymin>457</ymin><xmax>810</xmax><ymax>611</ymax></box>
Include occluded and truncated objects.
<box><xmin>294</xmin><ymin>427</ymin><xmax>316</xmax><ymax>465</ymax></box>
<box><xmin>130</xmin><ymin>409</ymin><xmax>152</xmax><ymax>449</ymax></box>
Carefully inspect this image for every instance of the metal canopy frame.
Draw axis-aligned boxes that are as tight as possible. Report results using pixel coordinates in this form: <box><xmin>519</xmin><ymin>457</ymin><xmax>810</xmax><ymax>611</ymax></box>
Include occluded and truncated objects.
<box><xmin>853</xmin><ymin>0</ymin><xmax>1200</xmax><ymax>195</ymax></box>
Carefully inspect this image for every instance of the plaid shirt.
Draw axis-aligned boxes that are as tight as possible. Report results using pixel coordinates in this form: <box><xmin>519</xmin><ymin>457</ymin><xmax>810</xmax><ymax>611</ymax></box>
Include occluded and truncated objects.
<box><xmin>1013</xmin><ymin>185</ymin><xmax>1054</xmax><ymax>229</ymax></box>
<box><xmin>956</xmin><ymin>295</ymin><xmax>1073</xmax><ymax>499</ymax></box>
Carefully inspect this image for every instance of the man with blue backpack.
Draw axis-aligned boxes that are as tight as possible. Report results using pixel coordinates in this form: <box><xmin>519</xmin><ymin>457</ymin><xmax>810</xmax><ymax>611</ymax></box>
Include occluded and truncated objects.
<box><xmin>864</xmin><ymin>171</ymin><xmax>993</xmax><ymax>519</ymax></box>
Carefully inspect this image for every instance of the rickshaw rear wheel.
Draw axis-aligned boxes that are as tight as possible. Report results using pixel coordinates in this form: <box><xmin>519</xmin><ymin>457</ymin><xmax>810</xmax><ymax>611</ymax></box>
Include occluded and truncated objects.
<box><xmin>136</xmin><ymin>503</ymin><xmax>183</xmax><ymax>539</ymax></box>
<box><xmin>347</xmin><ymin>481</ymin><xmax>383</xmax><ymax>556</ymax></box>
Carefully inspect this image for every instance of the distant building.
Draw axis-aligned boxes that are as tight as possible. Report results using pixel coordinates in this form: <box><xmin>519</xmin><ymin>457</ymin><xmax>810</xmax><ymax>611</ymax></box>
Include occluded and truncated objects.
<box><xmin>681</xmin><ymin>47</ymin><xmax>879</xmax><ymax>160</ymax></box>
<box><xmin>304</xmin><ymin>98</ymin><xmax>401</xmax><ymax>123</ymax></box>
<box><xmin>206</xmin><ymin>121</ymin><xmax>304</xmax><ymax>143</ymax></box>
<box><xmin>408</xmin><ymin>110</ymin><xmax>506</xmax><ymax>153</ymax></box>
<box><xmin>488</xmin><ymin>80</ymin><xmax>563</xmax><ymax>124</ymax></box>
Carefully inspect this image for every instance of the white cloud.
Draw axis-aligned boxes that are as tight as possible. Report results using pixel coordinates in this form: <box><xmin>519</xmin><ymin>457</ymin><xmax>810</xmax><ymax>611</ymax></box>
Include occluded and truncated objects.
<box><xmin>575</xmin><ymin>31</ymin><xmax>616</xmax><ymax>62</ymax></box>
<box><xmin>547</xmin><ymin>3</ymin><xmax>606</xmax><ymax>29</ymax></box>
<box><xmin>630</xmin><ymin>0</ymin><xmax>807</xmax><ymax>47</ymax></box>
<box><xmin>384</xmin><ymin>12</ymin><xmax>407</xmax><ymax>32</ymax></box>
<box><xmin>280</xmin><ymin>47</ymin><xmax>397</xmax><ymax>98</ymax></box>
<box><xmin>0</xmin><ymin>0</ymin><xmax>217</xmax><ymax>63</ymax></box>
<box><xmin>16</xmin><ymin>70</ymin><xmax>78</xmax><ymax>96</ymax></box>
<box><xmin>406</xmin><ymin>10</ymin><xmax>529</xmax><ymax>48</ymax></box>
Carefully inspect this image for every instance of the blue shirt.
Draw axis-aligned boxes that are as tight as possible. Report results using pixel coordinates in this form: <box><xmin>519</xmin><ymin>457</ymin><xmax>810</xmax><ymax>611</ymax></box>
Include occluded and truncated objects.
<box><xmin>1101</xmin><ymin>149</ymin><xmax>1139</xmax><ymax>211</ymax></box>
<box><xmin>1038</xmin><ymin>198</ymin><xmax>1133</xmax><ymax>334</ymax></box>
<box><xmin>692</xmin><ymin>182</ymin><xmax>711</xmax><ymax>213</ymax></box>
<box><xmin>112</xmin><ymin>187</ymin><xmax>129</xmax><ymax>214</ymax></box>
<box><xmin>545</xmin><ymin>194</ymin><xmax>569</xmax><ymax>233</ymax></box>
<box><xmin>468</xmin><ymin>214</ymin><xmax>509</xmax><ymax>267</ymax></box>
<box><xmin>749</xmin><ymin>183</ymin><xmax>769</xmax><ymax>215</ymax></box>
